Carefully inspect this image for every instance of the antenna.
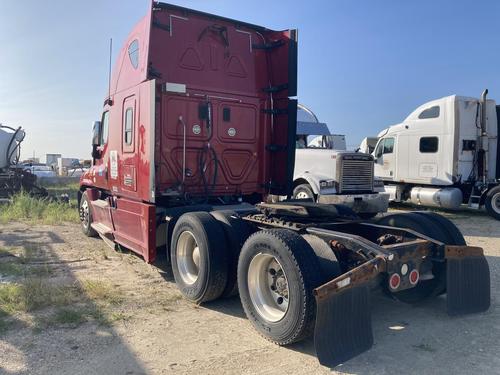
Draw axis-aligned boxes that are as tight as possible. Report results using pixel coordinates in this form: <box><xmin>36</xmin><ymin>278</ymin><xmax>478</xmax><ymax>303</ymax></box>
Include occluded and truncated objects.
<box><xmin>107</xmin><ymin>38</ymin><xmax>113</xmax><ymax>104</ymax></box>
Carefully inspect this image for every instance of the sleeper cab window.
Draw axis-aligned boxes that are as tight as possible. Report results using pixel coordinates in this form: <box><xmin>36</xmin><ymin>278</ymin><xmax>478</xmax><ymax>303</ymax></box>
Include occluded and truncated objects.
<box><xmin>128</xmin><ymin>39</ymin><xmax>139</xmax><ymax>69</ymax></box>
<box><xmin>420</xmin><ymin>136</ymin><xmax>438</xmax><ymax>153</ymax></box>
<box><xmin>418</xmin><ymin>105</ymin><xmax>440</xmax><ymax>119</ymax></box>
<box><xmin>100</xmin><ymin>111</ymin><xmax>109</xmax><ymax>145</ymax></box>
<box><xmin>124</xmin><ymin>107</ymin><xmax>134</xmax><ymax>146</ymax></box>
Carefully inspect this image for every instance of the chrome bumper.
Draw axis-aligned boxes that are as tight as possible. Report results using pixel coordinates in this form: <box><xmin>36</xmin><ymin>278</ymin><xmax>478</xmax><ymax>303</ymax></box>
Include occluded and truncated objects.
<box><xmin>317</xmin><ymin>192</ymin><xmax>389</xmax><ymax>214</ymax></box>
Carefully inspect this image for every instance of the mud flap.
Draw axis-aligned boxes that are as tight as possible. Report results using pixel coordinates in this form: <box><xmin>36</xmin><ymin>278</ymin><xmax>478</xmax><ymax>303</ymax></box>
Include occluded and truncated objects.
<box><xmin>313</xmin><ymin>257</ymin><xmax>383</xmax><ymax>368</ymax></box>
<box><xmin>314</xmin><ymin>284</ymin><xmax>372</xmax><ymax>367</ymax></box>
<box><xmin>446</xmin><ymin>246</ymin><xmax>490</xmax><ymax>315</ymax></box>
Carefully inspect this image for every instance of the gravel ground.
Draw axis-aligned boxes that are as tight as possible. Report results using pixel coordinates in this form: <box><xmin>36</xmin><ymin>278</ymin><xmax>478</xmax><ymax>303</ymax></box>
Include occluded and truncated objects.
<box><xmin>0</xmin><ymin>209</ymin><xmax>499</xmax><ymax>375</ymax></box>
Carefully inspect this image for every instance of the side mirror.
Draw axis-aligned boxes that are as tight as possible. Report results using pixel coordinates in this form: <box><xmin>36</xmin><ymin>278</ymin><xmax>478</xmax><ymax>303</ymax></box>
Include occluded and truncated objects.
<box><xmin>92</xmin><ymin>121</ymin><xmax>101</xmax><ymax>146</ymax></box>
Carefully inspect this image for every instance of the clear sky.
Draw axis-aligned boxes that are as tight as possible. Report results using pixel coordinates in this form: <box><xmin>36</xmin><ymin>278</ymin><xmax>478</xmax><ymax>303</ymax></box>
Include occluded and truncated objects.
<box><xmin>1</xmin><ymin>0</ymin><xmax>499</xmax><ymax>161</ymax></box>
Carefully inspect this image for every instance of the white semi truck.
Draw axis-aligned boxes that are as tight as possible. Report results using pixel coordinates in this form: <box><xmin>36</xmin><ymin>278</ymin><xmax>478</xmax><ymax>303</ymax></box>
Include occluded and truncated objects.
<box><xmin>362</xmin><ymin>90</ymin><xmax>500</xmax><ymax>219</ymax></box>
<box><xmin>292</xmin><ymin>104</ymin><xmax>388</xmax><ymax>218</ymax></box>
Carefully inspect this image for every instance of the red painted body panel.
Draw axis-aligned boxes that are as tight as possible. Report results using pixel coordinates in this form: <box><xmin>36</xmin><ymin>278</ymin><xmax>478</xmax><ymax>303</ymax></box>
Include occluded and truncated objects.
<box><xmin>150</xmin><ymin>6</ymin><xmax>296</xmax><ymax>197</ymax></box>
<box><xmin>112</xmin><ymin>198</ymin><xmax>156</xmax><ymax>263</ymax></box>
<box><xmin>80</xmin><ymin>2</ymin><xmax>297</xmax><ymax>262</ymax></box>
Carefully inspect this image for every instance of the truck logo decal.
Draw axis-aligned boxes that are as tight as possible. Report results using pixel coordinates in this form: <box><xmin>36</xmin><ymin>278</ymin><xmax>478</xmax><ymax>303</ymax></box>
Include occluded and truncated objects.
<box><xmin>192</xmin><ymin>124</ymin><xmax>201</xmax><ymax>135</ymax></box>
<box><xmin>228</xmin><ymin>127</ymin><xmax>236</xmax><ymax>137</ymax></box>
<box><xmin>110</xmin><ymin>150</ymin><xmax>118</xmax><ymax>179</ymax></box>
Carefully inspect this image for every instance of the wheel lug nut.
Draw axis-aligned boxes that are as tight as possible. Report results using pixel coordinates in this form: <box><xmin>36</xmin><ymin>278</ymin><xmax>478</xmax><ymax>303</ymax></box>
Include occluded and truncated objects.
<box><xmin>269</xmin><ymin>268</ymin><xmax>276</xmax><ymax>275</ymax></box>
<box><xmin>277</xmin><ymin>297</ymin><xmax>283</xmax><ymax>305</ymax></box>
<box><xmin>270</xmin><ymin>285</ymin><xmax>276</xmax><ymax>291</ymax></box>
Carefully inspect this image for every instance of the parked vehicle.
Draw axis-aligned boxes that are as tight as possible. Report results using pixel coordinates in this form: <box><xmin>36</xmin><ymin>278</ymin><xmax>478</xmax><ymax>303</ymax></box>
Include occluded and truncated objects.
<box><xmin>67</xmin><ymin>167</ymin><xmax>89</xmax><ymax>177</ymax></box>
<box><xmin>0</xmin><ymin>124</ymin><xmax>48</xmax><ymax>199</ymax></box>
<box><xmin>367</xmin><ymin>91</ymin><xmax>500</xmax><ymax>219</ymax></box>
<box><xmin>79</xmin><ymin>2</ymin><xmax>490</xmax><ymax>367</ymax></box>
<box><xmin>358</xmin><ymin>136</ymin><xmax>378</xmax><ymax>154</ymax></box>
<box><xmin>23</xmin><ymin>163</ymin><xmax>57</xmax><ymax>178</ymax></box>
<box><xmin>293</xmin><ymin>104</ymin><xmax>388</xmax><ymax>218</ymax></box>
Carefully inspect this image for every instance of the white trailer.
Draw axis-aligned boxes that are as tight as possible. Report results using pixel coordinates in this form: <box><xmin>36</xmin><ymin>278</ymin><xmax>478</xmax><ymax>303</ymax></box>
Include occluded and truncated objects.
<box><xmin>369</xmin><ymin>90</ymin><xmax>500</xmax><ymax>219</ymax></box>
<box><xmin>292</xmin><ymin>104</ymin><xmax>388</xmax><ymax>218</ymax></box>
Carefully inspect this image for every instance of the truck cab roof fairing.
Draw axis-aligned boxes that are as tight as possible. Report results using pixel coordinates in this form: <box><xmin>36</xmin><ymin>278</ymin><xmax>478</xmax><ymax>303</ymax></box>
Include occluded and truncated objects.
<box><xmin>108</xmin><ymin>11</ymin><xmax>152</xmax><ymax>99</ymax></box>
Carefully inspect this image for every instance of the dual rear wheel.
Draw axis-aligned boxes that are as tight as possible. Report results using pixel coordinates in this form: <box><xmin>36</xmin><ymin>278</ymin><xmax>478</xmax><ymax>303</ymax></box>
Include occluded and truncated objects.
<box><xmin>170</xmin><ymin>212</ymin><xmax>340</xmax><ymax>344</ymax></box>
<box><xmin>170</xmin><ymin>209</ymin><xmax>465</xmax><ymax>344</ymax></box>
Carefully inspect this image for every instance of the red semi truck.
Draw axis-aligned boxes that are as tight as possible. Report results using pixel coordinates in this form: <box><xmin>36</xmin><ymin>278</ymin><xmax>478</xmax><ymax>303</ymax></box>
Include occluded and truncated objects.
<box><xmin>79</xmin><ymin>2</ymin><xmax>490</xmax><ymax>367</ymax></box>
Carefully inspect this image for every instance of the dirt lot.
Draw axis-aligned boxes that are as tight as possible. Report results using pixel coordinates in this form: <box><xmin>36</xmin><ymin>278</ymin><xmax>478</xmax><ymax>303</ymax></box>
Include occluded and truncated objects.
<box><xmin>1</xmin><ymin>209</ymin><xmax>499</xmax><ymax>375</ymax></box>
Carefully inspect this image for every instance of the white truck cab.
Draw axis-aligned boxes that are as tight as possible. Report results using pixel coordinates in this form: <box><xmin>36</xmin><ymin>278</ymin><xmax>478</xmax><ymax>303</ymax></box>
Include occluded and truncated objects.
<box><xmin>369</xmin><ymin>91</ymin><xmax>500</xmax><ymax>219</ymax></box>
<box><xmin>292</xmin><ymin>104</ymin><xmax>388</xmax><ymax>217</ymax></box>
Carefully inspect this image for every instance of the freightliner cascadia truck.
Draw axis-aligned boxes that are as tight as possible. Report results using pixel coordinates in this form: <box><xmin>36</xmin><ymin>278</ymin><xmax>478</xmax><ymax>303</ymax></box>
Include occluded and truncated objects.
<box><xmin>362</xmin><ymin>91</ymin><xmax>500</xmax><ymax>220</ymax></box>
<box><xmin>78</xmin><ymin>1</ymin><xmax>490</xmax><ymax>367</ymax></box>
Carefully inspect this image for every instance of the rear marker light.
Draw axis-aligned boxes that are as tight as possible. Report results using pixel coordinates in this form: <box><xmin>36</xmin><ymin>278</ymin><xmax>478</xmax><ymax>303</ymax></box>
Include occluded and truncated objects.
<box><xmin>401</xmin><ymin>263</ymin><xmax>408</xmax><ymax>275</ymax></box>
<box><xmin>389</xmin><ymin>273</ymin><xmax>401</xmax><ymax>290</ymax></box>
<box><xmin>409</xmin><ymin>269</ymin><xmax>419</xmax><ymax>285</ymax></box>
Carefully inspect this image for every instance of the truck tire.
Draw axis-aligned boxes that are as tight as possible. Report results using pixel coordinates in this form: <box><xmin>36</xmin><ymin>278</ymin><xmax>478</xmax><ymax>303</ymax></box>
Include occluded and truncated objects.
<box><xmin>171</xmin><ymin>212</ymin><xmax>229</xmax><ymax>304</ymax></box>
<box><xmin>302</xmin><ymin>234</ymin><xmax>341</xmax><ymax>283</ymax></box>
<box><xmin>293</xmin><ymin>184</ymin><xmax>315</xmax><ymax>201</ymax></box>
<box><xmin>210</xmin><ymin>210</ymin><xmax>253</xmax><ymax>298</ymax></box>
<box><xmin>79</xmin><ymin>191</ymin><xmax>97</xmax><ymax>237</ymax></box>
<box><xmin>485</xmin><ymin>186</ymin><xmax>500</xmax><ymax>220</ymax></box>
<box><xmin>238</xmin><ymin>229</ymin><xmax>323</xmax><ymax>345</ymax></box>
<box><xmin>376</xmin><ymin>212</ymin><xmax>450</xmax><ymax>304</ymax></box>
<box><xmin>412</xmin><ymin>211</ymin><xmax>466</xmax><ymax>245</ymax></box>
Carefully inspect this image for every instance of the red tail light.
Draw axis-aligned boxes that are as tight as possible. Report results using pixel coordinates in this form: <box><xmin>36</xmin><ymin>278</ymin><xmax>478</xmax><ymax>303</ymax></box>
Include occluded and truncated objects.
<box><xmin>409</xmin><ymin>269</ymin><xmax>419</xmax><ymax>285</ymax></box>
<box><xmin>389</xmin><ymin>273</ymin><xmax>401</xmax><ymax>290</ymax></box>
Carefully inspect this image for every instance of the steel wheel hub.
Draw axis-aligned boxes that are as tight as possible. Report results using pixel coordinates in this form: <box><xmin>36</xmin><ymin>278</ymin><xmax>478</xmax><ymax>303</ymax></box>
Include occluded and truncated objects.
<box><xmin>492</xmin><ymin>192</ymin><xmax>500</xmax><ymax>214</ymax></box>
<box><xmin>247</xmin><ymin>253</ymin><xmax>289</xmax><ymax>322</ymax></box>
<box><xmin>80</xmin><ymin>199</ymin><xmax>89</xmax><ymax>226</ymax></box>
<box><xmin>177</xmin><ymin>231</ymin><xmax>201</xmax><ymax>285</ymax></box>
<box><xmin>296</xmin><ymin>191</ymin><xmax>310</xmax><ymax>199</ymax></box>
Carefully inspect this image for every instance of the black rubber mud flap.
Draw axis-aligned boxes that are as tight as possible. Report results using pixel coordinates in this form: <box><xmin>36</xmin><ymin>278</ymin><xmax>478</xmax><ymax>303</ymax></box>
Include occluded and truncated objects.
<box><xmin>313</xmin><ymin>257</ymin><xmax>382</xmax><ymax>368</ymax></box>
<box><xmin>314</xmin><ymin>284</ymin><xmax>373</xmax><ymax>368</ymax></box>
<box><xmin>446</xmin><ymin>246</ymin><xmax>490</xmax><ymax>315</ymax></box>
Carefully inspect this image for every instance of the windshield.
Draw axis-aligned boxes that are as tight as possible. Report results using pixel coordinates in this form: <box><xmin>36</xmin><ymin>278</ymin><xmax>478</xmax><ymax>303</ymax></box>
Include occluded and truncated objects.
<box><xmin>296</xmin><ymin>135</ymin><xmax>337</xmax><ymax>149</ymax></box>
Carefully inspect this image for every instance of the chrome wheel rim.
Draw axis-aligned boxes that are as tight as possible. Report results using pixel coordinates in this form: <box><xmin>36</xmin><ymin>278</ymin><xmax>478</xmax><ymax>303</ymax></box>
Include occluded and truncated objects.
<box><xmin>176</xmin><ymin>231</ymin><xmax>201</xmax><ymax>285</ymax></box>
<box><xmin>247</xmin><ymin>253</ymin><xmax>289</xmax><ymax>322</ymax></box>
<box><xmin>492</xmin><ymin>192</ymin><xmax>500</xmax><ymax>214</ymax></box>
<box><xmin>80</xmin><ymin>199</ymin><xmax>89</xmax><ymax>227</ymax></box>
<box><xmin>296</xmin><ymin>191</ymin><xmax>310</xmax><ymax>199</ymax></box>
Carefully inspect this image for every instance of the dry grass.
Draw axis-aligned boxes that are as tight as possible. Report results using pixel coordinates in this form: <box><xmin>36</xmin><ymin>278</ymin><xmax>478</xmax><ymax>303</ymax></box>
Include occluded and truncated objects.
<box><xmin>0</xmin><ymin>279</ymin><xmax>80</xmax><ymax>314</ymax></box>
<box><xmin>0</xmin><ymin>191</ymin><xmax>79</xmax><ymax>224</ymax></box>
<box><xmin>0</xmin><ymin>277</ymin><xmax>124</xmax><ymax>335</ymax></box>
<box><xmin>81</xmin><ymin>280</ymin><xmax>123</xmax><ymax>306</ymax></box>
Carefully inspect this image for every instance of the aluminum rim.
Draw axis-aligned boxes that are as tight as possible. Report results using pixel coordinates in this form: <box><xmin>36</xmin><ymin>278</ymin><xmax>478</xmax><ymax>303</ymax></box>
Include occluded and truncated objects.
<box><xmin>247</xmin><ymin>253</ymin><xmax>289</xmax><ymax>322</ymax></box>
<box><xmin>80</xmin><ymin>199</ymin><xmax>89</xmax><ymax>227</ymax></box>
<box><xmin>492</xmin><ymin>192</ymin><xmax>500</xmax><ymax>214</ymax></box>
<box><xmin>295</xmin><ymin>191</ymin><xmax>310</xmax><ymax>199</ymax></box>
<box><xmin>176</xmin><ymin>231</ymin><xmax>201</xmax><ymax>285</ymax></box>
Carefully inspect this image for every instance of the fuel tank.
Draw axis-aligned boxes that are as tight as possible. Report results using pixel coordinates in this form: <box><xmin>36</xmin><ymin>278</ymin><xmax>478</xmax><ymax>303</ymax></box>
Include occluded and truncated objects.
<box><xmin>410</xmin><ymin>187</ymin><xmax>463</xmax><ymax>209</ymax></box>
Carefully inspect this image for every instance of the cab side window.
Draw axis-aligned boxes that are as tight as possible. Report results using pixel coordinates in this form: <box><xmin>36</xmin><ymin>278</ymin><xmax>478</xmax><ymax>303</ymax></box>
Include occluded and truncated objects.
<box><xmin>375</xmin><ymin>137</ymin><xmax>395</xmax><ymax>157</ymax></box>
<box><xmin>124</xmin><ymin>107</ymin><xmax>134</xmax><ymax>146</ymax></box>
<box><xmin>383</xmin><ymin>138</ymin><xmax>394</xmax><ymax>154</ymax></box>
<box><xmin>100</xmin><ymin>111</ymin><xmax>109</xmax><ymax>145</ymax></box>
